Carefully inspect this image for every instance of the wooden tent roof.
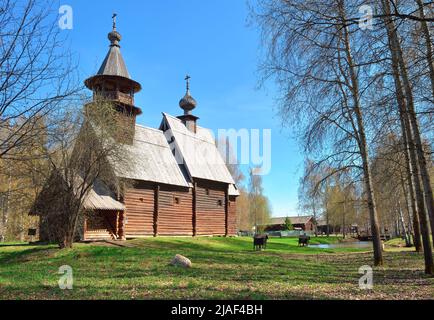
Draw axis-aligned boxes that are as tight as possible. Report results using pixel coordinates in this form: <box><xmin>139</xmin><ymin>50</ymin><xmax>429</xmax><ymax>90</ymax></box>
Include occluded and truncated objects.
<box><xmin>97</xmin><ymin>45</ymin><xmax>130</xmax><ymax>79</ymax></box>
<box><xmin>161</xmin><ymin>113</ymin><xmax>235</xmax><ymax>185</ymax></box>
<box><xmin>84</xmin><ymin>23</ymin><xmax>141</xmax><ymax>93</ymax></box>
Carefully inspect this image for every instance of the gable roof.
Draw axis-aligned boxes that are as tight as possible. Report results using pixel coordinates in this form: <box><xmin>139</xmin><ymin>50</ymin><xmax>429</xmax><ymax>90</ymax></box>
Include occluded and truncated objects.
<box><xmin>269</xmin><ymin>216</ymin><xmax>314</xmax><ymax>225</ymax></box>
<box><xmin>83</xmin><ymin>179</ymin><xmax>125</xmax><ymax>211</ymax></box>
<box><xmin>228</xmin><ymin>184</ymin><xmax>240</xmax><ymax>196</ymax></box>
<box><xmin>111</xmin><ymin>124</ymin><xmax>190</xmax><ymax>187</ymax></box>
<box><xmin>161</xmin><ymin>113</ymin><xmax>235</xmax><ymax>185</ymax></box>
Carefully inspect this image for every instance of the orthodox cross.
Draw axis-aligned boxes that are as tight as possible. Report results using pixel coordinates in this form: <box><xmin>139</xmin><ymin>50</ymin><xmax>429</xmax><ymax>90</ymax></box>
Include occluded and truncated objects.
<box><xmin>112</xmin><ymin>13</ymin><xmax>117</xmax><ymax>30</ymax></box>
<box><xmin>185</xmin><ymin>75</ymin><xmax>191</xmax><ymax>93</ymax></box>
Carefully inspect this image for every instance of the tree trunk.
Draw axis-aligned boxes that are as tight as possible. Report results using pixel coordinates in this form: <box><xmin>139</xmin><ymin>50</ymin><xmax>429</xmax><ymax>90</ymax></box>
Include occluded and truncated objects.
<box><xmin>338</xmin><ymin>0</ymin><xmax>383</xmax><ymax>266</ymax></box>
<box><xmin>382</xmin><ymin>0</ymin><xmax>433</xmax><ymax>274</ymax></box>
<box><xmin>59</xmin><ymin>203</ymin><xmax>81</xmax><ymax>249</ymax></box>
<box><xmin>386</xmin><ymin>17</ymin><xmax>423</xmax><ymax>253</ymax></box>
<box><xmin>416</xmin><ymin>0</ymin><xmax>434</xmax><ymax>99</ymax></box>
<box><xmin>392</xmin><ymin>5</ymin><xmax>434</xmax><ymax>248</ymax></box>
<box><xmin>1</xmin><ymin>168</ymin><xmax>12</xmax><ymax>242</ymax></box>
<box><xmin>400</xmin><ymin>173</ymin><xmax>420</xmax><ymax>250</ymax></box>
<box><xmin>342</xmin><ymin>201</ymin><xmax>346</xmax><ymax>239</ymax></box>
<box><xmin>394</xmin><ymin>66</ymin><xmax>423</xmax><ymax>252</ymax></box>
<box><xmin>312</xmin><ymin>201</ymin><xmax>318</xmax><ymax>237</ymax></box>
<box><xmin>398</xmin><ymin>201</ymin><xmax>411</xmax><ymax>247</ymax></box>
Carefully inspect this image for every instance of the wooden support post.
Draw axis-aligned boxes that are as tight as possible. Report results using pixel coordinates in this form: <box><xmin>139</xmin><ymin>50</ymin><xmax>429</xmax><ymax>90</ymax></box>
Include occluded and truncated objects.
<box><xmin>83</xmin><ymin>217</ymin><xmax>87</xmax><ymax>241</ymax></box>
<box><xmin>154</xmin><ymin>184</ymin><xmax>160</xmax><ymax>237</ymax></box>
<box><xmin>118</xmin><ymin>211</ymin><xmax>126</xmax><ymax>240</ymax></box>
<box><xmin>225</xmin><ymin>187</ymin><xmax>229</xmax><ymax>237</ymax></box>
<box><xmin>116</xmin><ymin>182</ymin><xmax>126</xmax><ymax>240</ymax></box>
<box><xmin>193</xmin><ymin>182</ymin><xmax>197</xmax><ymax>237</ymax></box>
<box><xmin>115</xmin><ymin>211</ymin><xmax>120</xmax><ymax>239</ymax></box>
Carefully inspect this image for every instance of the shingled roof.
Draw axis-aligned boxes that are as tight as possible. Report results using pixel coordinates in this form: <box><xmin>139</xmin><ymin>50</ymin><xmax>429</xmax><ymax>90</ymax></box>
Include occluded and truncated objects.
<box><xmin>83</xmin><ymin>179</ymin><xmax>125</xmax><ymax>211</ymax></box>
<box><xmin>97</xmin><ymin>45</ymin><xmax>131</xmax><ymax>79</ymax></box>
<box><xmin>111</xmin><ymin>124</ymin><xmax>190</xmax><ymax>188</ymax></box>
<box><xmin>161</xmin><ymin>113</ymin><xmax>235</xmax><ymax>185</ymax></box>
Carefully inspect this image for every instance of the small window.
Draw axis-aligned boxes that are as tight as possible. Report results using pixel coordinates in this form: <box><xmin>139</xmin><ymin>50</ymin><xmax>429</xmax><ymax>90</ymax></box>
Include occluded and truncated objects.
<box><xmin>217</xmin><ymin>199</ymin><xmax>223</xmax><ymax>207</ymax></box>
<box><xmin>205</xmin><ymin>189</ymin><xmax>210</xmax><ymax>196</ymax></box>
<box><xmin>174</xmin><ymin>196</ymin><xmax>180</xmax><ymax>205</ymax></box>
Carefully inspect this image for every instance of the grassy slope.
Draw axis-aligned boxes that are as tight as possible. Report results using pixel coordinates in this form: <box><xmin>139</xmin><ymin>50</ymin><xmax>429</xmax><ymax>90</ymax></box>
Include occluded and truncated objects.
<box><xmin>0</xmin><ymin>237</ymin><xmax>432</xmax><ymax>300</ymax></box>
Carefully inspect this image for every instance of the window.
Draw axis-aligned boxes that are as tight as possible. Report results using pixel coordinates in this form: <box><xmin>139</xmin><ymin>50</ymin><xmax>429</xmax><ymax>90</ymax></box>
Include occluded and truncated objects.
<box><xmin>205</xmin><ymin>189</ymin><xmax>210</xmax><ymax>196</ymax></box>
<box><xmin>217</xmin><ymin>199</ymin><xmax>223</xmax><ymax>207</ymax></box>
<box><xmin>174</xmin><ymin>196</ymin><xmax>180</xmax><ymax>205</ymax></box>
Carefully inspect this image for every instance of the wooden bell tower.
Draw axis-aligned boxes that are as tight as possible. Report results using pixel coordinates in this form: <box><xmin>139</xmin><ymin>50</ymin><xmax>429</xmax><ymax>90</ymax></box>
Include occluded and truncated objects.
<box><xmin>84</xmin><ymin>14</ymin><xmax>142</xmax><ymax>144</ymax></box>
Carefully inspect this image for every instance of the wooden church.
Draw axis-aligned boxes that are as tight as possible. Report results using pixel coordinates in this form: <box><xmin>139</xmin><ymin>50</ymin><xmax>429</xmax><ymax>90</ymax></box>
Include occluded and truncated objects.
<box><xmin>35</xmin><ymin>17</ymin><xmax>239</xmax><ymax>241</ymax></box>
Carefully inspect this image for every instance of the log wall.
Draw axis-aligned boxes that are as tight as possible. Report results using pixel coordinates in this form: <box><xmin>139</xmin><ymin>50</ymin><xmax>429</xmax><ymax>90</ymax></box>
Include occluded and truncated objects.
<box><xmin>83</xmin><ymin>180</ymin><xmax>238</xmax><ymax>238</ymax></box>
<box><xmin>196</xmin><ymin>180</ymin><xmax>226</xmax><ymax>236</ymax></box>
<box><xmin>228</xmin><ymin>196</ymin><xmax>237</xmax><ymax>236</ymax></box>
<box><xmin>158</xmin><ymin>186</ymin><xmax>193</xmax><ymax>236</ymax></box>
<box><xmin>124</xmin><ymin>186</ymin><xmax>154</xmax><ymax>237</ymax></box>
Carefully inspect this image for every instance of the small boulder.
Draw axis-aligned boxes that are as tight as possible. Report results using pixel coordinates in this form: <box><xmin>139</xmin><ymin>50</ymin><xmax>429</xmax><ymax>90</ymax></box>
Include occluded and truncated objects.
<box><xmin>170</xmin><ymin>254</ymin><xmax>192</xmax><ymax>268</ymax></box>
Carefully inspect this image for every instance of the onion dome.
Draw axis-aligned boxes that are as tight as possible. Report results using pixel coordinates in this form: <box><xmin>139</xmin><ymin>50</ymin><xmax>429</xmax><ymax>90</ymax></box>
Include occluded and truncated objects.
<box><xmin>179</xmin><ymin>75</ymin><xmax>197</xmax><ymax>114</ymax></box>
<box><xmin>108</xmin><ymin>14</ymin><xmax>122</xmax><ymax>48</ymax></box>
<box><xmin>108</xmin><ymin>30</ymin><xmax>121</xmax><ymax>47</ymax></box>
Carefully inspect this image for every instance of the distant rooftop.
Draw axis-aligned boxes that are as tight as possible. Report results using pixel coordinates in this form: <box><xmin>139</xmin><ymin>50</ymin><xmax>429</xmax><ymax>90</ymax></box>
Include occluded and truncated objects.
<box><xmin>268</xmin><ymin>216</ymin><xmax>314</xmax><ymax>225</ymax></box>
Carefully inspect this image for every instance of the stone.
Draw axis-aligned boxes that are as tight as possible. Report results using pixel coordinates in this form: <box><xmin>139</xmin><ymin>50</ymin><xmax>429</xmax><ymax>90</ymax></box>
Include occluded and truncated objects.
<box><xmin>170</xmin><ymin>254</ymin><xmax>192</xmax><ymax>268</ymax></box>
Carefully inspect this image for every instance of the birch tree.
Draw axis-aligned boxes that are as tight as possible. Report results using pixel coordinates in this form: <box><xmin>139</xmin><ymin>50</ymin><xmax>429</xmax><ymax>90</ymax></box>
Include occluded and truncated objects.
<box><xmin>254</xmin><ymin>0</ymin><xmax>385</xmax><ymax>265</ymax></box>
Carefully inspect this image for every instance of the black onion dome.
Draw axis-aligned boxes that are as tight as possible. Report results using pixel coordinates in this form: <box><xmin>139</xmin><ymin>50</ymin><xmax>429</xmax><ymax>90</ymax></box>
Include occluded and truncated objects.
<box><xmin>179</xmin><ymin>75</ymin><xmax>197</xmax><ymax>114</ymax></box>
<box><xmin>179</xmin><ymin>92</ymin><xmax>197</xmax><ymax>113</ymax></box>
<box><xmin>108</xmin><ymin>30</ymin><xmax>121</xmax><ymax>47</ymax></box>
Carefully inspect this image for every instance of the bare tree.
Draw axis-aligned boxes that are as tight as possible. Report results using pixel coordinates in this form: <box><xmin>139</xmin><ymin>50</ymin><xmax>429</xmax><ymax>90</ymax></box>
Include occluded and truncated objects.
<box><xmin>415</xmin><ymin>0</ymin><xmax>434</xmax><ymax>99</ymax></box>
<box><xmin>248</xmin><ymin>168</ymin><xmax>271</xmax><ymax>234</ymax></box>
<box><xmin>0</xmin><ymin>117</ymin><xmax>46</xmax><ymax>241</ymax></box>
<box><xmin>381</xmin><ymin>0</ymin><xmax>434</xmax><ymax>274</ymax></box>
<box><xmin>31</xmin><ymin>98</ymin><xmax>131</xmax><ymax>248</ymax></box>
<box><xmin>299</xmin><ymin>159</ymin><xmax>325</xmax><ymax>236</ymax></box>
<box><xmin>254</xmin><ymin>0</ymin><xmax>385</xmax><ymax>265</ymax></box>
<box><xmin>0</xmin><ymin>0</ymin><xmax>80</xmax><ymax>160</ymax></box>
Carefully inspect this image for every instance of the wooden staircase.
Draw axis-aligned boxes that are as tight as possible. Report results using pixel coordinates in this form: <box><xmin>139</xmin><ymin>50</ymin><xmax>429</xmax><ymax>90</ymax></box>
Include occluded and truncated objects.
<box><xmin>84</xmin><ymin>212</ymin><xmax>118</xmax><ymax>241</ymax></box>
<box><xmin>84</xmin><ymin>229</ymin><xmax>115</xmax><ymax>241</ymax></box>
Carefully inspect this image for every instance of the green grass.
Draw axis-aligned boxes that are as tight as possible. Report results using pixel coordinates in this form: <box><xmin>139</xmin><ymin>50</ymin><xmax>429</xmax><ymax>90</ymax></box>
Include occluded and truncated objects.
<box><xmin>385</xmin><ymin>236</ymin><xmax>433</xmax><ymax>247</ymax></box>
<box><xmin>385</xmin><ymin>238</ymin><xmax>407</xmax><ymax>247</ymax></box>
<box><xmin>0</xmin><ymin>237</ymin><xmax>432</xmax><ymax>300</ymax></box>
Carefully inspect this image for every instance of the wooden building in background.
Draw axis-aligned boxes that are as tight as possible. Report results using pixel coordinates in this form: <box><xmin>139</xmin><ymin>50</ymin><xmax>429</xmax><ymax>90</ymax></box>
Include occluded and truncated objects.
<box><xmin>264</xmin><ymin>216</ymin><xmax>315</xmax><ymax>232</ymax></box>
<box><xmin>35</xmin><ymin>17</ymin><xmax>239</xmax><ymax>241</ymax></box>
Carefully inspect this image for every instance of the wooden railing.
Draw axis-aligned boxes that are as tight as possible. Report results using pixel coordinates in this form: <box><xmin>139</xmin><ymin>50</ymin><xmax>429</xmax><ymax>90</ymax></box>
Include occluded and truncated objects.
<box><xmin>94</xmin><ymin>91</ymin><xmax>134</xmax><ymax>105</ymax></box>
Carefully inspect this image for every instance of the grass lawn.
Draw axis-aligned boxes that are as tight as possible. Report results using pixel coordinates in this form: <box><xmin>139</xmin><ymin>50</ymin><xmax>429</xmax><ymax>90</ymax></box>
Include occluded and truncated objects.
<box><xmin>0</xmin><ymin>237</ymin><xmax>432</xmax><ymax>300</ymax></box>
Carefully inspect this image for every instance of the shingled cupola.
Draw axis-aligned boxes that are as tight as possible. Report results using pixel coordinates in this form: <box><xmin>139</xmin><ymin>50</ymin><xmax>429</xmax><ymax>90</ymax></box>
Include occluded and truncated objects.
<box><xmin>84</xmin><ymin>14</ymin><xmax>142</xmax><ymax>144</ymax></box>
<box><xmin>178</xmin><ymin>75</ymin><xmax>199</xmax><ymax>133</ymax></box>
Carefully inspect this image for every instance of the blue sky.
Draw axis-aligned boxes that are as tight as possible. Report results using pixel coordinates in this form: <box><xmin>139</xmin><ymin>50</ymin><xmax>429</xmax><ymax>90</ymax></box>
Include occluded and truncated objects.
<box><xmin>63</xmin><ymin>0</ymin><xmax>304</xmax><ymax>216</ymax></box>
